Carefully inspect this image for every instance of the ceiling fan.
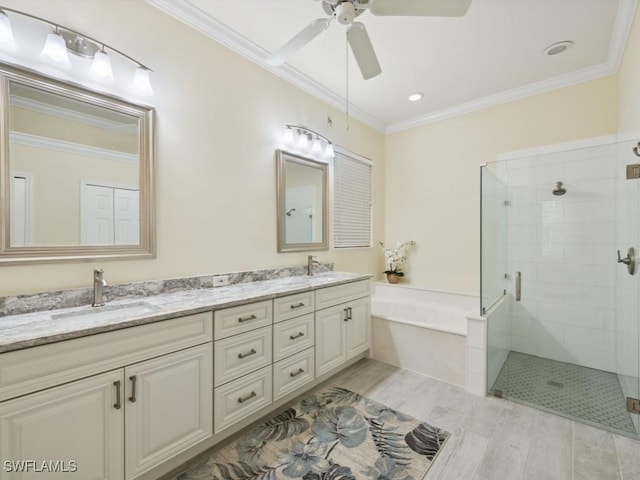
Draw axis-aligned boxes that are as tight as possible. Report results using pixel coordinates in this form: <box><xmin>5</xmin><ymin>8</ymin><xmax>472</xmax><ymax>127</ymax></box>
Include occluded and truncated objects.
<box><xmin>266</xmin><ymin>0</ymin><xmax>473</xmax><ymax>80</ymax></box>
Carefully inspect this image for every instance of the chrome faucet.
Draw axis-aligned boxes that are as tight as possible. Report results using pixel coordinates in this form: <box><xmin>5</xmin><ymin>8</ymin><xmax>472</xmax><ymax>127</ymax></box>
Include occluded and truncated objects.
<box><xmin>307</xmin><ymin>255</ymin><xmax>322</xmax><ymax>276</ymax></box>
<box><xmin>92</xmin><ymin>268</ymin><xmax>107</xmax><ymax>307</ymax></box>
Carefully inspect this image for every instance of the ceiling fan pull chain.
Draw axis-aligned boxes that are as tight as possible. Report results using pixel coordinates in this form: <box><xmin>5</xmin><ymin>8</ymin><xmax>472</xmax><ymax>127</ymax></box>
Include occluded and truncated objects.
<box><xmin>345</xmin><ymin>28</ymin><xmax>350</xmax><ymax>131</ymax></box>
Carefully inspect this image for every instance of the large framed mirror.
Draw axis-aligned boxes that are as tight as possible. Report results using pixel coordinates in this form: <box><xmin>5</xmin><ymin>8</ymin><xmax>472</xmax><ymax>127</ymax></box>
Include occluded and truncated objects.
<box><xmin>276</xmin><ymin>150</ymin><xmax>328</xmax><ymax>253</ymax></box>
<box><xmin>0</xmin><ymin>64</ymin><xmax>154</xmax><ymax>264</ymax></box>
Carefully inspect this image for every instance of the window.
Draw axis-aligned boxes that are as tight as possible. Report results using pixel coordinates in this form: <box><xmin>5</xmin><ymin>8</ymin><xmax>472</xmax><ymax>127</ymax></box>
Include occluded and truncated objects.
<box><xmin>333</xmin><ymin>150</ymin><xmax>372</xmax><ymax>248</ymax></box>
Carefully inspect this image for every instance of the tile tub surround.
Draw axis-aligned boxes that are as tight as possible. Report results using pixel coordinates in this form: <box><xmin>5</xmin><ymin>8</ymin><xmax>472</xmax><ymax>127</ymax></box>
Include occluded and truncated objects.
<box><xmin>0</xmin><ymin>270</ymin><xmax>366</xmax><ymax>354</ymax></box>
<box><xmin>0</xmin><ymin>263</ymin><xmax>333</xmax><ymax>318</ymax></box>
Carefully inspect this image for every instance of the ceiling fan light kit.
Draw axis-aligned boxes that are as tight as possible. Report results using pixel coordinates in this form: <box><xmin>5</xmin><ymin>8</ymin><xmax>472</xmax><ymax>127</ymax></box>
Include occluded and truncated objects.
<box><xmin>335</xmin><ymin>2</ymin><xmax>356</xmax><ymax>24</ymax></box>
<box><xmin>267</xmin><ymin>0</ymin><xmax>473</xmax><ymax>80</ymax></box>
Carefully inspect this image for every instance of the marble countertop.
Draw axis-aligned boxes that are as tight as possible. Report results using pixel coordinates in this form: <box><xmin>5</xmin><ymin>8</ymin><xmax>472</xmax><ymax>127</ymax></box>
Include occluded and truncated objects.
<box><xmin>0</xmin><ymin>272</ymin><xmax>370</xmax><ymax>354</ymax></box>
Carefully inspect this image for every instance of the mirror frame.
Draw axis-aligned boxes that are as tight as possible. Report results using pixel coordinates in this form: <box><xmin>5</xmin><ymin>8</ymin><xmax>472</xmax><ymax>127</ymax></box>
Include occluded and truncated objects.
<box><xmin>276</xmin><ymin>149</ymin><xmax>329</xmax><ymax>253</ymax></box>
<box><xmin>0</xmin><ymin>63</ymin><xmax>155</xmax><ymax>265</ymax></box>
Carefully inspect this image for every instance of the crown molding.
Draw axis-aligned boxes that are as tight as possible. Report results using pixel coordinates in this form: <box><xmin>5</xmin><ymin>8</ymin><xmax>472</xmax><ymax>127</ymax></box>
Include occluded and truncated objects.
<box><xmin>147</xmin><ymin>0</ymin><xmax>386</xmax><ymax>133</ymax></box>
<box><xmin>10</xmin><ymin>131</ymin><xmax>139</xmax><ymax>164</ymax></box>
<box><xmin>10</xmin><ymin>95</ymin><xmax>137</xmax><ymax>133</ymax></box>
<box><xmin>148</xmin><ymin>0</ymin><xmax>637</xmax><ymax>135</ymax></box>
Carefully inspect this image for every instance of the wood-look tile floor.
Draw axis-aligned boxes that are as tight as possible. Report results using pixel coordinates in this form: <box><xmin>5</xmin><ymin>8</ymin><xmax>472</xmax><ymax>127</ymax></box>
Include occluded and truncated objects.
<box><xmin>164</xmin><ymin>359</ymin><xmax>640</xmax><ymax>480</ymax></box>
<box><xmin>330</xmin><ymin>359</ymin><xmax>640</xmax><ymax>480</ymax></box>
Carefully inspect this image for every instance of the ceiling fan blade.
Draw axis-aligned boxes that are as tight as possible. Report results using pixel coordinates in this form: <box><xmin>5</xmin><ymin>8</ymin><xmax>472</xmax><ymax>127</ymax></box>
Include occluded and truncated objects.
<box><xmin>347</xmin><ymin>22</ymin><xmax>381</xmax><ymax>80</ymax></box>
<box><xmin>266</xmin><ymin>18</ymin><xmax>330</xmax><ymax>66</ymax></box>
<box><xmin>369</xmin><ymin>0</ymin><xmax>472</xmax><ymax>17</ymax></box>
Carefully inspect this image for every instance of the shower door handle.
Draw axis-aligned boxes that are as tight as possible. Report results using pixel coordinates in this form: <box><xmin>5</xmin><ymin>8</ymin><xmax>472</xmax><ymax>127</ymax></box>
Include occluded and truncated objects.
<box><xmin>515</xmin><ymin>272</ymin><xmax>521</xmax><ymax>301</ymax></box>
<box><xmin>617</xmin><ymin>248</ymin><xmax>636</xmax><ymax>275</ymax></box>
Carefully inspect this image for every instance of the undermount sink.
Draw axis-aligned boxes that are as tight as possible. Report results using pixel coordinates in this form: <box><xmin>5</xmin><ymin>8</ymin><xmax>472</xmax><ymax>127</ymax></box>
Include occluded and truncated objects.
<box><xmin>51</xmin><ymin>301</ymin><xmax>161</xmax><ymax>322</ymax></box>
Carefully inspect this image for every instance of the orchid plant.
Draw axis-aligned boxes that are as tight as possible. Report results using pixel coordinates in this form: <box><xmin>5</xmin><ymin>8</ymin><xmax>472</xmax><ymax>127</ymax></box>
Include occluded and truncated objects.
<box><xmin>380</xmin><ymin>240</ymin><xmax>416</xmax><ymax>276</ymax></box>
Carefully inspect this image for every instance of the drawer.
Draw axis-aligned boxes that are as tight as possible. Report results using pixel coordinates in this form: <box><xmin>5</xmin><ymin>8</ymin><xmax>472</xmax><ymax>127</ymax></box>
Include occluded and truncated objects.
<box><xmin>214</xmin><ymin>366</ymin><xmax>272</xmax><ymax>433</ymax></box>
<box><xmin>273</xmin><ymin>348</ymin><xmax>315</xmax><ymax>401</ymax></box>
<box><xmin>315</xmin><ymin>280</ymin><xmax>370</xmax><ymax>310</ymax></box>
<box><xmin>0</xmin><ymin>311</ymin><xmax>213</xmax><ymax>402</ymax></box>
<box><xmin>273</xmin><ymin>313</ymin><xmax>315</xmax><ymax>362</ymax></box>
<box><xmin>214</xmin><ymin>300</ymin><xmax>272</xmax><ymax>340</ymax></box>
<box><xmin>273</xmin><ymin>291</ymin><xmax>314</xmax><ymax>323</ymax></box>
<box><xmin>214</xmin><ymin>326</ymin><xmax>272</xmax><ymax>386</ymax></box>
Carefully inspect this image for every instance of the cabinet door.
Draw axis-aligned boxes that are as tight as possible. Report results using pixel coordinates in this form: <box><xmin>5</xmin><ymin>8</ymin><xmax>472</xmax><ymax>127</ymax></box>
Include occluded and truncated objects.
<box><xmin>0</xmin><ymin>370</ymin><xmax>124</xmax><ymax>480</ymax></box>
<box><xmin>315</xmin><ymin>304</ymin><xmax>348</xmax><ymax>376</ymax></box>
<box><xmin>124</xmin><ymin>344</ymin><xmax>212</xmax><ymax>480</ymax></box>
<box><xmin>346</xmin><ymin>297</ymin><xmax>370</xmax><ymax>359</ymax></box>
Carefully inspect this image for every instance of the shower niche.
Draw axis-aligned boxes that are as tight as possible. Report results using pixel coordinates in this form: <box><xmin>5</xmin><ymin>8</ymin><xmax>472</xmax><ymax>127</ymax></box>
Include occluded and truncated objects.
<box><xmin>481</xmin><ymin>136</ymin><xmax>640</xmax><ymax>439</ymax></box>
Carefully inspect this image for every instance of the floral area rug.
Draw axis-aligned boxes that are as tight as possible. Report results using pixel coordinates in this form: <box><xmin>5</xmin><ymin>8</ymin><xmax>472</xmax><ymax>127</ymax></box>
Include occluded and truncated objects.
<box><xmin>177</xmin><ymin>385</ymin><xmax>450</xmax><ymax>479</ymax></box>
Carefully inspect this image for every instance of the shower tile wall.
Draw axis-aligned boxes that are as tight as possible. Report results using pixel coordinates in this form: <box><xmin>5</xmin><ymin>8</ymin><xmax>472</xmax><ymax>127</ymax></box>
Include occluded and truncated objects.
<box><xmin>505</xmin><ymin>143</ymin><xmax>618</xmax><ymax>373</ymax></box>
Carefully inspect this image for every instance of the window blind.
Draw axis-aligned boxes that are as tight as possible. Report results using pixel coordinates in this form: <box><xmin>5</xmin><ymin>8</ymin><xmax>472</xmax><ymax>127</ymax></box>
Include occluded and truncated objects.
<box><xmin>334</xmin><ymin>152</ymin><xmax>372</xmax><ymax>248</ymax></box>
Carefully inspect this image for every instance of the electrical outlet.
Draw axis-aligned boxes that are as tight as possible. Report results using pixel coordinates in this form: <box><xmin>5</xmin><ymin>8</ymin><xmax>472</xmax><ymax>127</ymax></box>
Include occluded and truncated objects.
<box><xmin>213</xmin><ymin>275</ymin><xmax>230</xmax><ymax>287</ymax></box>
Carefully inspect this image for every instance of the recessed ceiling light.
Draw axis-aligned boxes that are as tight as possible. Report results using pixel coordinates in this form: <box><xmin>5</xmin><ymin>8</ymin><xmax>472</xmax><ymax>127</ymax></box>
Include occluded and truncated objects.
<box><xmin>408</xmin><ymin>92</ymin><xmax>424</xmax><ymax>102</ymax></box>
<box><xmin>543</xmin><ymin>41</ymin><xmax>573</xmax><ymax>56</ymax></box>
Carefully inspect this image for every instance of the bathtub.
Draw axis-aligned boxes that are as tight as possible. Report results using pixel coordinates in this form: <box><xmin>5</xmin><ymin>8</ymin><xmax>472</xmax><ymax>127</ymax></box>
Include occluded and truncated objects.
<box><xmin>371</xmin><ymin>283</ymin><xmax>479</xmax><ymax>387</ymax></box>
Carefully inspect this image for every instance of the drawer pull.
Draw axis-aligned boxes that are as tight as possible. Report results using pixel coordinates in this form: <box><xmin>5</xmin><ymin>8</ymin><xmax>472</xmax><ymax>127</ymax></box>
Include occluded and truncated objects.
<box><xmin>343</xmin><ymin>308</ymin><xmax>349</xmax><ymax>322</ymax></box>
<box><xmin>238</xmin><ymin>314</ymin><xmax>257</xmax><ymax>323</ymax></box>
<box><xmin>289</xmin><ymin>331</ymin><xmax>305</xmax><ymax>340</ymax></box>
<box><xmin>238</xmin><ymin>391</ymin><xmax>257</xmax><ymax>403</ymax></box>
<box><xmin>290</xmin><ymin>302</ymin><xmax>305</xmax><ymax>309</ymax></box>
<box><xmin>128</xmin><ymin>375</ymin><xmax>137</xmax><ymax>403</ymax></box>
<box><xmin>238</xmin><ymin>348</ymin><xmax>257</xmax><ymax>359</ymax></box>
<box><xmin>113</xmin><ymin>381</ymin><xmax>122</xmax><ymax>410</ymax></box>
<box><xmin>347</xmin><ymin>307</ymin><xmax>353</xmax><ymax>320</ymax></box>
<box><xmin>290</xmin><ymin>368</ymin><xmax>305</xmax><ymax>378</ymax></box>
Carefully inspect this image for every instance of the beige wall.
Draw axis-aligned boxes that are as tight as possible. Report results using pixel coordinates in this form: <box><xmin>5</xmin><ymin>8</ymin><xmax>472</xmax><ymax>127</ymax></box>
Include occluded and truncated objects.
<box><xmin>0</xmin><ymin>0</ymin><xmax>385</xmax><ymax>295</ymax></box>
<box><xmin>618</xmin><ymin>2</ymin><xmax>640</xmax><ymax>133</ymax></box>
<box><xmin>384</xmin><ymin>76</ymin><xmax>618</xmax><ymax>294</ymax></box>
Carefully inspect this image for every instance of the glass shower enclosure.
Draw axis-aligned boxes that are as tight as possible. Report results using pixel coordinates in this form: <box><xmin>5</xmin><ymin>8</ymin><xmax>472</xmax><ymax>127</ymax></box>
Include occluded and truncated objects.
<box><xmin>481</xmin><ymin>137</ymin><xmax>640</xmax><ymax>439</ymax></box>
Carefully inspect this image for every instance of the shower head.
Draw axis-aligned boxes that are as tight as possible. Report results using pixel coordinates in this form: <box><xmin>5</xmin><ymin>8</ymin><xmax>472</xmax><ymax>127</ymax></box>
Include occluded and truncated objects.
<box><xmin>552</xmin><ymin>181</ymin><xmax>566</xmax><ymax>196</ymax></box>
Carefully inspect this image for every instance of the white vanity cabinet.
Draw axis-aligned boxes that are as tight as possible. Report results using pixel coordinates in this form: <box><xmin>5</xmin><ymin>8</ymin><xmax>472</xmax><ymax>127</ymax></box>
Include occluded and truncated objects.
<box><xmin>315</xmin><ymin>281</ymin><xmax>371</xmax><ymax>376</ymax></box>
<box><xmin>213</xmin><ymin>302</ymin><xmax>274</xmax><ymax>434</ymax></box>
<box><xmin>272</xmin><ymin>292</ymin><xmax>316</xmax><ymax>401</ymax></box>
<box><xmin>0</xmin><ymin>370</ymin><xmax>125</xmax><ymax>480</ymax></box>
<box><xmin>124</xmin><ymin>344</ymin><xmax>212</xmax><ymax>480</ymax></box>
<box><xmin>0</xmin><ymin>312</ymin><xmax>213</xmax><ymax>480</ymax></box>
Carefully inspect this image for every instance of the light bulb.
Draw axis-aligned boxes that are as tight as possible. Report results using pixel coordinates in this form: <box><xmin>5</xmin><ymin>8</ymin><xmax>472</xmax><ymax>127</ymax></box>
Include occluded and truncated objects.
<box><xmin>132</xmin><ymin>67</ymin><xmax>153</xmax><ymax>96</ymax></box>
<box><xmin>40</xmin><ymin>31</ymin><xmax>71</xmax><ymax>68</ymax></box>
<box><xmin>282</xmin><ymin>126</ymin><xmax>294</xmax><ymax>144</ymax></box>
<box><xmin>325</xmin><ymin>143</ymin><xmax>334</xmax><ymax>157</ymax></box>
<box><xmin>297</xmin><ymin>132</ymin><xmax>309</xmax><ymax>149</ymax></box>
<box><xmin>90</xmin><ymin>51</ymin><xmax>114</xmax><ymax>81</ymax></box>
<box><xmin>312</xmin><ymin>136</ymin><xmax>322</xmax><ymax>153</ymax></box>
<box><xmin>0</xmin><ymin>11</ymin><xmax>16</xmax><ymax>51</ymax></box>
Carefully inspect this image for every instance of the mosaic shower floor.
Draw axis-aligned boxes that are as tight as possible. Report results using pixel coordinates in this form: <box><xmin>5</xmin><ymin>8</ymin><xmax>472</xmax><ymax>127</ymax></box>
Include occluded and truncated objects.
<box><xmin>491</xmin><ymin>351</ymin><xmax>637</xmax><ymax>435</ymax></box>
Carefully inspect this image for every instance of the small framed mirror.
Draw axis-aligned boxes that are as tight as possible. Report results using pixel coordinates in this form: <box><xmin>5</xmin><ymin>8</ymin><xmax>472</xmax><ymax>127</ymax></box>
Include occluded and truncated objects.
<box><xmin>0</xmin><ymin>64</ymin><xmax>154</xmax><ymax>264</ymax></box>
<box><xmin>276</xmin><ymin>150</ymin><xmax>328</xmax><ymax>252</ymax></box>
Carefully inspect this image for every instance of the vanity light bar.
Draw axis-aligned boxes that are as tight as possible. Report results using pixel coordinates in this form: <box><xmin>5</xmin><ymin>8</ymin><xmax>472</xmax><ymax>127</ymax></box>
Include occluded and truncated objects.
<box><xmin>0</xmin><ymin>6</ymin><xmax>153</xmax><ymax>96</ymax></box>
<box><xmin>283</xmin><ymin>125</ymin><xmax>334</xmax><ymax>157</ymax></box>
